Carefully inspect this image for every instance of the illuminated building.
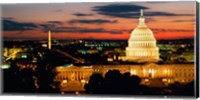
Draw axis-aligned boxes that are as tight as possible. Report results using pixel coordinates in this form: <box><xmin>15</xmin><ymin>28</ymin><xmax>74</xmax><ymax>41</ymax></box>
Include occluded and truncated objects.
<box><xmin>3</xmin><ymin>47</ymin><xmax>27</xmax><ymax>61</ymax></box>
<box><xmin>55</xmin><ymin>63</ymin><xmax>194</xmax><ymax>92</ymax></box>
<box><xmin>1</xmin><ymin>63</ymin><xmax>11</xmax><ymax>69</ymax></box>
<box><xmin>16</xmin><ymin>61</ymin><xmax>37</xmax><ymax>70</ymax></box>
<box><xmin>124</xmin><ymin>9</ymin><xmax>159</xmax><ymax>62</ymax></box>
<box><xmin>55</xmin><ymin>64</ymin><xmax>93</xmax><ymax>91</ymax></box>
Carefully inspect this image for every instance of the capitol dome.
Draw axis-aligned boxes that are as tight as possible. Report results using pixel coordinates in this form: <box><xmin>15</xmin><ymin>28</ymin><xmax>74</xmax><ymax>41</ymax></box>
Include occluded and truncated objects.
<box><xmin>124</xmin><ymin>9</ymin><xmax>160</xmax><ymax>63</ymax></box>
<box><xmin>129</xmin><ymin>27</ymin><xmax>156</xmax><ymax>41</ymax></box>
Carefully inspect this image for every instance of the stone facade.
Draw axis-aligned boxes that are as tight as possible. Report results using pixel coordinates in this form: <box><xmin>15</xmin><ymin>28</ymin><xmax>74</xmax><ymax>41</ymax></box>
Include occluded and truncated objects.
<box><xmin>55</xmin><ymin>63</ymin><xmax>194</xmax><ymax>92</ymax></box>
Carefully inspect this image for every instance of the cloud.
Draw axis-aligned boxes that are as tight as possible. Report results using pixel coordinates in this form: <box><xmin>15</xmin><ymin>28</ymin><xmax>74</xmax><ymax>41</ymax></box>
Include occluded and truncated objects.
<box><xmin>43</xmin><ymin>26</ymin><xmax>122</xmax><ymax>34</ymax></box>
<box><xmin>39</xmin><ymin>24</ymin><xmax>49</xmax><ymax>28</ymax></box>
<box><xmin>145</xmin><ymin>18</ymin><xmax>156</xmax><ymax>23</ymax></box>
<box><xmin>1</xmin><ymin>17</ymin><xmax>15</xmax><ymax>20</ymax></box>
<box><xmin>73</xmin><ymin>13</ymin><xmax>94</xmax><ymax>17</ymax></box>
<box><xmin>144</xmin><ymin>12</ymin><xmax>193</xmax><ymax>17</ymax></box>
<box><xmin>152</xmin><ymin>28</ymin><xmax>194</xmax><ymax>33</ymax></box>
<box><xmin>92</xmin><ymin>4</ymin><xmax>148</xmax><ymax>18</ymax></box>
<box><xmin>172</xmin><ymin>20</ymin><xmax>194</xmax><ymax>22</ymax></box>
<box><xmin>39</xmin><ymin>21</ymin><xmax>63</xmax><ymax>30</ymax></box>
<box><xmin>93</xmin><ymin>4</ymin><xmax>148</xmax><ymax>13</ymax></box>
<box><xmin>68</xmin><ymin>19</ymin><xmax>117</xmax><ymax>24</ymax></box>
<box><xmin>47</xmin><ymin>21</ymin><xmax>63</xmax><ymax>25</ymax></box>
<box><xmin>2</xmin><ymin>19</ymin><xmax>38</xmax><ymax>31</ymax></box>
<box><xmin>52</xmin><ymin>9</ymin><xmax>63</xmax><ymax>12</ymax></box>
<box><xmin>92</xmin><ymin>4</ymin><xmax>193</xmax><ymax>18</ymax></box>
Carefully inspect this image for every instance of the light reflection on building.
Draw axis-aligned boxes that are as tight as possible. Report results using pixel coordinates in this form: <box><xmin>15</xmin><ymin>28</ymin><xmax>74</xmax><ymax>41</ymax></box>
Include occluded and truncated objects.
<box><xmin>3</xmin><ymin>47</ymin><xmax>27</xmax><ymax>60</ymax></box>
<box><xmin>55</xmin><ymin>63</ymin><xmax>194</xmax><ymax>92</ymax></box>
<box><xmin>55</xmin><ymin>64</ymin><xmax>93</xmax><ymax>92</ymax></box>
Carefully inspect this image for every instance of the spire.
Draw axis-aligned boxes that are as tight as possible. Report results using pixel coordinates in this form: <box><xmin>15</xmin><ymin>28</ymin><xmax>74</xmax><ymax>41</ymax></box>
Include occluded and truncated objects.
<box><xmin>48</xmin><ymin>30</ymin><xmax>51</xmax><ymax>49</ymax></box>
<box><xmin>138</xmin><ymin>9</ymin><xmax>146</xmax><ymax>27</ymax></box>
<box><xmin>140</xmin><ymin>9</ymin><xmax>144</xmax><ymax>17</ymax></box>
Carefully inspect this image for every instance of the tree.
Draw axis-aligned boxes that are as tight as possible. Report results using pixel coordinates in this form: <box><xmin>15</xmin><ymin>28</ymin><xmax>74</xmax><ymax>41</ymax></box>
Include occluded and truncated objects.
<box><xmin>84</xmin><ymin>70</ymin><xmax>143</xmax><ymax>94</ymax></box>
<box><xmin>3</xmin><ymin>60</ymin><xmax>36</xmax><ymax>93</ymax></box>
<box><xmin>84</xmin><ymin>73</ymin><xmax>104</xmax><ymax>94</ymax></box>
<box><xmin>35</xmin><ymin>50</ymin><xmax>60</xmax><ymax>93</ymax></box>
<box><xmin>177</xmin><ymin>81</ymin><xmax>194</xmax><ymax>96</ymax></box>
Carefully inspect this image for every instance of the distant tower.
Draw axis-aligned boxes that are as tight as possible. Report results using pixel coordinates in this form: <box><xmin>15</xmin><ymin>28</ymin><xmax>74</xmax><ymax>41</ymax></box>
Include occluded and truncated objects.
<box><xmin>48</xmin><ymin>30</ymin><xmax>52</xmax><ymax>49</ymax></box>
<box><xmin>124</xmin><ymin>9</ymin><xmax>160</xmax><ymax>62</ymax></box>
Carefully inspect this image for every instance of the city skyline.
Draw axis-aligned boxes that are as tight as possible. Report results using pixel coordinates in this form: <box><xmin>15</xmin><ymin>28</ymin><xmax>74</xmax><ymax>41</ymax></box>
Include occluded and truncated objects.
<box><xmin>2</xmin><ymin>1</ymin><xmax>195</xmax><ymax>40</ymax></box>
<box><xmin>1</xmin><ymin>1</ymin><xmax>197</xmax><ymax>96</ymax></box>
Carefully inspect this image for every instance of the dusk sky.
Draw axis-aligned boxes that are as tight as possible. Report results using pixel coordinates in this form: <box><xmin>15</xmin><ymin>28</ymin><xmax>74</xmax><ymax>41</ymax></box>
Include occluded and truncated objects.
<box><xmin>1</xmin><ymin>1</ymin><xmax>196</xmax><ymax>40</ymax></box>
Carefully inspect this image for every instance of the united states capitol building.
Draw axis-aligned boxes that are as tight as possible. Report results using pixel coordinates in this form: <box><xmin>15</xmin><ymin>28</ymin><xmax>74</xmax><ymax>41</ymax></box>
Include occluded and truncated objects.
<box><xmin>54</xmin><ymin>10</ymin><xmax>194</xmax><ymax>92</ymax></box>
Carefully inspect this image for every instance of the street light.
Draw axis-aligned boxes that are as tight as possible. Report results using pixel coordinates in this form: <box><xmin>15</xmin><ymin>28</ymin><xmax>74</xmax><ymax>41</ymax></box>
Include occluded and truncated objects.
<box><xmin>62</xmin><ymin>80</ymin><xmax>67</xmax><ymax>83</ymax></box>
